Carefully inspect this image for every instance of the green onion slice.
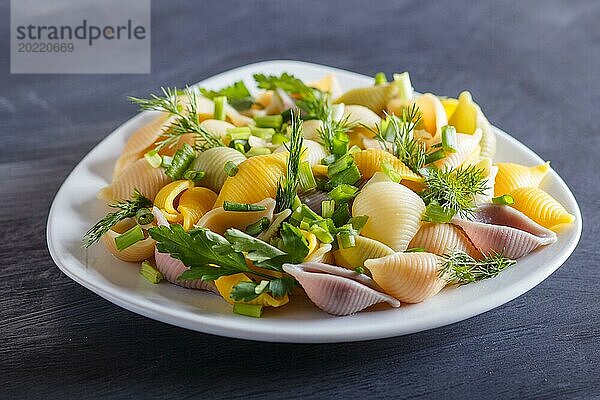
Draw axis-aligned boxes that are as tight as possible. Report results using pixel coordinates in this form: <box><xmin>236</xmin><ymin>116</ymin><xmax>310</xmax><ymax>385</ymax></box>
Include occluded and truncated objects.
<box><xmin>492</xmin><ymin>194</ymin><xmax>515</xmax><ymax>205</ymax></box>
<box><xmin>165</xmin><ymin>143</ymin><xmax>196</xmax><ymax>179</ymax></box>
<box><xmin>114</xmin><ymin>224</ymin><xmax>145</xmax><ymax>251</ymax></box>
<box><xmin>144</xmin><ymin>150</ymin><xmax>162</xmax><ymax>168</ymax></box>
<box><xmin>135</xmin><ymin>208</ymin><xmax>154</xmax><ymax>225</ymax></box>
<box><xmin>213</xmin><ymin>96</ymin><xmax>227</xmax><ymax>121</ymax></box>
<box><xmin>441</xmin><ymin>125</ymin><xmax>458</xmax><ymax>154</ymax></box>
<box><xmin>254</xmin><ymin>114</ymin><xmax>283</xmax><ymax>129</ymax></box>
<box><xmin>380</xmin><ymin>160</ymin><xmax>403</xmax><ymax>183</ymax></box>
<box><xmin>298</xmin><ymin>161</ymin><xmax>317</xmax><ymax>192</ymax></box>
<box><xmin>224</xmin><ymin>160</ymin><xmax>239</xmax><ymax>177</ymax></box>
<box><xmin>140</xmin><ymin>260</ymin><xmax>163</xmax><ymax>284</ymax></box>
<box><xmin>321</xmin><ymin>200</ymin><xmax>335</xmax><ymax>219</ymax></box>
<box><xmin>374</xmin><ymin>72</ymin><xmax>387</xmax><ymax>85</ymax></box>
<box><xmin>233</xmin><ymin>303</ymin><xmax>263</xmax><ymax>318</ymax></box>
<box><xmin>328</xmin><ymin>184</ymin><xmax>358</xmax><ymax>203</ymax></box>
<box><xmin>183</xmin><ymin>170</ymin><xmax>206</xmax><ymax>182</ymax></box>
<box><xmin>223</xmin><ymin>201</ymin><xmax>267</xmax><ymax>212</ymax></box>
<box><xmin>245</xmin><ymin>217</ymin><xmax>270</xmax><ymax>236</ymax></box>
<box><xmin>422</xmin><ymin>203</ymin><xmax>456</xmax><ymax>223</ymax></box>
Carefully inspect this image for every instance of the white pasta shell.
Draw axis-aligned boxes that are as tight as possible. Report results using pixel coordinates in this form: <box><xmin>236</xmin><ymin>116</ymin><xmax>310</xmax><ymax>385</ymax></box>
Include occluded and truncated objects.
<box><xmin>365</xmin><ymin>252</ymin><xmax>447</xmax><ymax>303</ymax></box>
<box><xmin>434</xmin><ymin>129</ymin><xmax>483</xmax><ymax>170</ymax></box>
<box><xmin>98</xmin><ymin>158</ymin><xmax>171</xmax><ymax>202</ymax></box>
<box><xmin>197</xmin><ymin>198</ymin><xmax>276</xmax><ymax>235</ymax></box>
<box><xmin>200</xmin><ymin>119</ymin><xmax>236</xmax><ymax>138</ymax></box>
<box><xmin>282</xmin><ymin>262</ymin><xmax>400</xmax><ymax>315</ymax></box>
<box><xmin>408</xmin><ymin>222</ymin><xmax>481</xmax><ymax>258</ymax></box>
<box><xmin>274</xmin><ymin>139</ymin><xmax>328</xmax><ymax>167</ymax></box>
<box><xmin>451</xmin><ymin>204</ymin><xmax>557</xmax><ymax>259</ymax></box>
<box><xmin>343</xmin><ymin>104</ymin><xmax>381</xmax><ymax>137</ymax></box>
<box><xmin>352</xmin><ymin>180</ymin><xmax>426</xmax><ymax>251</ymax></box>
<box><xmin>191</xmin><ymin>147</ymin><xmax>247</xmax><ymax>193</ymax></box>
<box><xmin>301</xmin><ymin>119</ymin><xmax>324</xmax><ymax>141</ymax></box>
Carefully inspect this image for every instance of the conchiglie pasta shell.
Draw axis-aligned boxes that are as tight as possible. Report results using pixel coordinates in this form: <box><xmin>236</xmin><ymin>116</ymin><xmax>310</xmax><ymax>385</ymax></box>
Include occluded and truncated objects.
<box><xmin>306</xmin><ymin>243</ymin><xmax>333</xmax><ymax>263</ymax></box>
<box><xmin>178</xmin><ymin>187</ymin><xmax>218</xmax><ymax>231</ymax></box>
<box><xmin>509</xmin><ymin>187</ymin><xmax>575</xmax><ymax>230</ymax></box>
<box><xmin>448</xmin><ymin>91</ymin><xmax>478</xmax><ymax>134</ymax></box>
<box><xmin>413</xmin><ymin>93</ymin><xmax>448</xmax><ymax>141</ymax></box>
<box><xmin>101</xmin><ymin>219</ymin><xmax>155</xmax><ymax>262</ymax></box>
<box><xmin>365</xmin><ymin>252</ymin><xmax>446</xmax><ymax>303</ymax></box>
<box><xmin>98</xmin><ymin>158</ymin><xmax>171</xmax><ymax>202</ymax></box>
<box><xmin>494</xmin><ymin>162</ymin><xmax>550</xmax><ymax>196</ymax></box>
<box><xmin>352</xmin><ymin>180</ymin><xmax>426</xmax><ymax>251</ymax></box>
<box><xmin>274</xmin><ymin>139</ymin><xmax>327</xmax><ymax>167</ymax></box>
<box><xmin>353</xmin><ymin>148</ymin><xmax>424</xmax><ymax>183</ymax></box>
<box><xmin>333</xmin><ymin>236</ymin><xmax>394</xmax><ymax>271</ymax></box>
<box><xmin>198</xmin><ymin>198</ymin><xmax>276</xmax><ymax>235</ymax></box>
<box><xmin>112</xmin><ymin>152</ymin><xmax>141</xmax><ymax>180</ymax></box>
<box><xmin>121</xmin><ymin>113</ymin><xmax>175</xmax><ymax>158</ymax></box>
<box><xmin>214</xmin><ymin>152</ymin><xmax>287</xmax><ymax>207</ymax></box>
<box><xmin>343</xmin><ymin>105</ymin><xmax>381</xmax><ymax>138</ymax></box>
<box><xmin>215</xmin><ymin>273</ymin><xmax>289</xmax><ymax>307</ymax></box>
<box><xmin>434</xmin><ymin>129</ymin><xmax>482</xmax><ymax>170</ymax></box>
<box><xmin>408</xmin><ymin>222</ymin><xmax>481</xmax><ymax>258</ymax></box>
<box><xmin>440</xmin><ymin>97</ymin><xmax>459</xmax><ymax>120</ymax></box>
<box><xmin>310</xmin><ymin>74</ymin><xmax>342</xmax><ymax>98</ymax></box>
<box><xmin>477</xmin><ymin>107</ymin><xmax>496</xmax><ymax>159</ymax></box>
<box><xmin>334</xmin><ymin>83</ymin><xmax>398</xmax><ymax>113</ymax></box>
<box><xmin>191</xmin><ymin>147</ymin><xmax>247</xmax><ymax>193</ymax></box>
<box><xmin>301</xmin><ymin>119</ymin><xmax>324</xmax><ymax>141</ymax></box>
<box><xmin>154</xmin><ymin>180</ymin><xmax>194</xmax><ymax>222</ymax></box>
<box><xmin>199</xmin><ymin>119</ymin><xmax>236</xmax><ymax>138</ymax></box>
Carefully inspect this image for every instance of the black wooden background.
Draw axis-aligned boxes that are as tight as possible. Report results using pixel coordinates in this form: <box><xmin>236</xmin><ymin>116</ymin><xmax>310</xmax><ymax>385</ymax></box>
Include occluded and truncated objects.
<box><xmin>1</xmin><ymin>1</ymin><xmax>599</xmax><ymax>399</ymax></box>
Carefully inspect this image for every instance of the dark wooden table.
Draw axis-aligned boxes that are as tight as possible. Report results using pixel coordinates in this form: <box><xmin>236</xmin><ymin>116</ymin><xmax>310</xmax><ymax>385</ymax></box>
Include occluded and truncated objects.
<box><xmin>2</xmin><ymin>1</ymin><xmax>598</xmax><ymax>398</ymax></box>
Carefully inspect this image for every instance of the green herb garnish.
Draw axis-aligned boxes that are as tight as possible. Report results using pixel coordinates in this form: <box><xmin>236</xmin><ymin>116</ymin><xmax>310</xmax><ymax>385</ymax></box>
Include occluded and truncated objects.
<box><xmin>439</xmin><ymin>250</ymin><xmax>516</xmax><ymax>285</ymax></box>
<box><xmin>82</xmin><ymin>189</ymin><xmax>153</xmax><ymax>248</ymax></box>
<box><xmin>275</xmin><ymin>110</ymin><xmax>304</xmax><ymax>213</ymax></box>
<box><xmin>200</xmin><ymin>80</ymin><xmax>254</xmax><ymax>111</ymax></box>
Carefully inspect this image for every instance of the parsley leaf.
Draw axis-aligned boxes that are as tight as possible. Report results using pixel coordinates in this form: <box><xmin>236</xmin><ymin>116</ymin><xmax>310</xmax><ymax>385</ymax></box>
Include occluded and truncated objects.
<box><xmin>230</xmin><ymin>281</ymin><xmax>260</xmax><ymax>302</ymax></box>
<box><xmin>278</xmin><ymin>223</ymin><xmax>310</xmax><ymax>263</ymax></box>
<box><xmin>224</xmin><ymin>228</ymin><xmax>286</xmax><ymax>265</ymax></box>
<box><xmin>268</xmin><ymin>275</ymin><xmax>296</xmax><ymax>298</ymax></box>
<box><xmin>199</xmin><ymin>80</ymin><xmax>254</xmax><ymax>111</ymax></box>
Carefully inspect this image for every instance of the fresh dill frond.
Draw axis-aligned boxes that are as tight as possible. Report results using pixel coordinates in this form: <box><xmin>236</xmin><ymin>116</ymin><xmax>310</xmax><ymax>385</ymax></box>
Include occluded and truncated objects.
<box><xmin>275</xmin><ymin>110</ymin><xmax>304</xmax><ymax>213</ymax></box>
<box><xmin>371</xmin><ymin>104</ymin><xmax>426</xmax><ymax>173</ymax></box>
<box><xmin>317</xmin><ymin>109</ymin><xmax>355</xmax><ymax>154</ymax></box>
<box><xmin>129</xmin><ymin>86</ymin><xmax>224</xmax><ymax>152</ymax></box>
<box><xmin>439</xmin><ymin>249</ymin><xmax>516</xmax><ymax>285</ymax></box>
<box><xmin>82</xmin><ymin>189</ymin><xmax>153</xmax><ymax>248</ymax></box>
<box><xmin>420</xmin><ymin>164</ymin><xmax>489</xmax><ymax>218</ymax></box>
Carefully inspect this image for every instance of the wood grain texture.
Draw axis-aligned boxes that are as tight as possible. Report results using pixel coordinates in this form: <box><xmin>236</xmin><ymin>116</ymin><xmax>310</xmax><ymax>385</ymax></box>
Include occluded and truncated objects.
<box><xmin>1</xmin><ymin>0</ymin><xmax>599</xmax><ymax>398</ymax></box>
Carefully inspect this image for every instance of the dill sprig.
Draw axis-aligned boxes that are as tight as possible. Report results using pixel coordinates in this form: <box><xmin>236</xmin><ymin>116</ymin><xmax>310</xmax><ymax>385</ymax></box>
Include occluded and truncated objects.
<box><xmin>439</xmin><ymin>249</ymin><xmax>516</xmax><ymax>285</ymax></box>
<box><xmin>317</xmin><ymin>109</ymin><xmax>355</xmax><ymax>154</ymax></box>
<box><xmin>420</xmin><ymin>164</ymin><xmax>489</xmax><ymax>219</ymax></box>
<box><xmin>128</xmin><ymin>87</ymin><xmax>224</xmax><ymax>152</ymax></box>
<box><xmin>275</xmin><ymin>110</ymin><xmax>304</xmax><ymax>212</ymax></box>
<box><xmin>371</xmin><ymin>104</ymin><xmax>427</xmax><ymax>173</ymax></box>
<box><xmin>82</xmin><ymin>189</ymin><xmax>153</xmax><ymax>248</ymax></box>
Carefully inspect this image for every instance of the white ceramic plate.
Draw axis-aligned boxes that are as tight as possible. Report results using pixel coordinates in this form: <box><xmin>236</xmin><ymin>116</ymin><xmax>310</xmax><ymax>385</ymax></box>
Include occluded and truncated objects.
<box><xmin>47</xmin><ymin>60</ymin><xmax>582</xmax><ymax>343</ymax></box>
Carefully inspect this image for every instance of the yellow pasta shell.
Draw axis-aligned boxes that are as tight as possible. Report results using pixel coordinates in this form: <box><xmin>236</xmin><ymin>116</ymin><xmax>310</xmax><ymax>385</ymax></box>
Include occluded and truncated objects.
<box><xmin>101</xmin><ymin>219</ymin><xmax>155</xmax><ymax>262</ymax></box>
<box><xmin>408</xmin><ymin>222</ymin><xmax>481</xmax><ymax>258</ymax></box>
<box><xmin>365</xmin><ymin>252</ymin><xmax>446</xmax><ymax>303</ymax></box>
<box><xmin>440</xmin><ymin>97</ymin><xmax>459</xmax><ymax>120</ymax></box>
<box><xmin>192</xmin><ymin>147</ymin><xmax>247</xmax><ymax>193</ymax></box>
<box><xmin>310</xmin><ymin>74</ymin><xmax>342</xmax><ymax>98</ymax></box>
<box><xmin>214</xmin><ymin>152</ymin><xmax>287</xmax><ymax>207</ymax></box>
<box><xmin>509</xmin><ymin>187</ymin><xmax>575</xmax><ymax>230</ymax></box>
<box><xmin>333</xmin><ymin>236</ymin><xmax>394</xmax><ymax>271</ymax></box>
<box><xmin>215</xmin><ymin>273</ymin><xmax>289</xmax><ymax>307</ymax></box>
<box><xmin>154</xmin><ymin>180</ymin><xmax>194</xmax><ymax>223</ymax></box>
<box><xmin>198</xmin><ymin>198</ymin><xmax>276</xmax><ymax>235</ymax></box>
<box><xmin>334</xmin><ymin>83</ymin><xmax>397</xmax><ymax>113</ymax></box>
<box><xmin>177</xmin><ymin>187</ymin><xmax>217</xmax><ymax>231</ymax></box>
<box><xmin>353</xmin><ymin>148</ymin><xmax>423</xmax><ymax>183</ymax></box>
<box><xmin>352</xmin><ymin>180</ymin><xmax>426</xmax><ymax>251</ymax></box>
<box><xmin>98</xmin><ymin>158</ymin><xmax>171</xmax><ymax>202</ymax></box>
<box><xmin>494</xmin><ymin>162</ymin><xmax>550</xmax><ymax>196</ymax></box>
<box><xmin>448</xmin><ymin>91</ymin><xmax>478</xmax><ymax>134</ymax></box>
<box><xmin>414</xmin><ymin>93</ymin><xmax>448</xmax><ymax>139</ymax></box>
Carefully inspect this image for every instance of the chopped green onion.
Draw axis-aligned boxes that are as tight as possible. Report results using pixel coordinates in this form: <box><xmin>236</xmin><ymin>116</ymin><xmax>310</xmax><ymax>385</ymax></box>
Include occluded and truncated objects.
<box><xmin>140</xmin><ymin>260</ymin><xmax>163</xmax><ymax>284</ymax></box>
<box><xmin>135</xmin><ymin>208</ymin><xmax>154</xmax><ymax>225</ymax></box>
<box><xmin>161</xmin><ymin>155</ymin><xmax>172</xmax><ymax>168</ymax></box>
<box><xmin>233</xmin><ymin>303</ymin><xmax>263</xmax><ymax>318</ymax></box>
<box><xmin>331</xmin><ymin>203</ymin><xmax>351</xmax><ymax>227</ymax></box>
<box><xmin>327</xmin><ymin>154</ymin><xmax>354</xmax><ymax>177</ymax></box>
<box><xmin>406</xmin><ymin>247</ymin><xmax>426</xmax><ymax>253</ymax></box>
<box><xmin>224</xmin><ymin>160</ymin><xmax>239</xmax><ymax>177</ymax></box>
<box><xmin>321</xmin><ymin>200</ymin><xmax>335</xmax><ymax>219</ymax></box>
<box><xmin>227</xmin><ymin>127</ymin><xmax>252</xmax><ymax>140</ymax></box>
<box><xmin>299</xmin><ymin>219</ymin><xmax>311</xmax><ymax>230</ymax></box>
<box><xmin>337</xmin><ymin>231</ymin><xmax>356</xmax><ymax>249</ymax></box>
<box><xmin>425</xmin><ymin>148</ymin><xmax>446</xmax><ymax>165</ymax></box>
<box><xmin>254</xmin><ymin>114</ymin><xmax>283</xmax><ymax>129</ymax></box>
<box><xmin>393</xmin><ymin>72</ymin><xmax>414</xmax><ymax>101</ymax></box>
<box><xmin>183</xmin><ymin>169</ymin><xmax>206</xmax><ymax>182</ymax></box>
<box><xmin>332</xmin><ymin>133</ymin><xmax>349</xmax><ymax>156</ymax></box>
<box><xmin>348</xmin><ymin>145</ymin><xmax>361</xmax><ymax>155</ymax></box>
<box><xmin>321</xmin><ymin>154</ymin><xmax>336</xmax><ymax>165</ymax></box>
<box><xmin>246</xmin><ymin>147</ymin><xmax>271</xmax><ymax>157</ymax></box>
<box><xmin>328</xmin><ymin>184</ymin><xmax>358</xmax><ymax>203</ymax></box>
<box><xmin>213</xmin><ymin>96</ymin><xmax>227</xmax><ymax>121</ymax></box>
<box><xmin>441</xmin><ymin>125</ymin><xmax>458</xmax><ymax>153</ymax></box>
<box><xmin>251</xmin><ymin>127</ymin><xmax>275</xmax><ymax>140</ymax></box>
<box><xmin>348</xmin><ymin>215</ymin><xmax>369</xmax><ymax>233</ymax></box>
<box><xmin>234</xmin><ymin>141</ymin><xmax>246</xmax><ymax>154</ymax></box>
<box><xmin>254</xmin><ymin>280</ymin><xmax>269</xmax><ymax>294</ymax></box>
<box><xmin>223</xmin><ymin>201</ymin><xmax>267</xmax><ymax>212</ymax></box>
<box><xmin>298</xmin><ymin>161</ymin><xmax>317</xmax><ymax>192</ymax></box>
<box><xmin>311</xmin><ymin>225</ymin><xmax>334</xmax><ymax>243</ymax></box>
<box><xmin>422</xmin><ymin>203</ymin><xmax>456</xmax><ymax>223</ymax></box>
<box><xmin>354</xmin><ymin>266</ymin><xmax>366</xmax><ymax>274</ymax></box>
<box><xmin>245</xmin><ymin>217</ymin><xmax>270</xmax><ymax>236</ymax></box>
<box><xmin>301</xmin><ymin>204</ymin><xmax>322</xmax><ymax>221</ymax></box>
<box><xmin>374</xmin><ymin>72</ymin><xmax>387</xmax><ymax>85</ymax></box>
<box><xmin>165</xmin><ymin>143</ymin><xmax>196</xmax><ymax>179</ymax></box>
<box><xmin>381</xmin><ymin>160</ymin><xmax>403</xmax><ymax>183</ymax></box>
<box><xmin>144</xmin><ymin>150</ymin><xmax>162</xmax><ymax>168</ymax></box>
<box><xmin>271</xmin><ymin>132</ymin><xmax>289</xmax><ymax>145</ymax></box>
<box><xmin>328</xmin><ymin>164</ymin><xmax>361</xmax><ymax>187</ymax></box>
<box><xmin>114</xmin><ymin>224</ymin><xmax>144</xmax><ymax>251</ymax></box>
<box><xmin>290</xmin><ymin>206</ymin><xmax>303</xmax><ymax>226</ymax></box>
<box><xmin>292</xmin><ymin>195</ymin><xmax>302</xmax><ymax>210</ymax></box>
<box><xmin>492</xmin><ymin>194</ymin><xmax>515</xmax><ymax>205</ymax></box>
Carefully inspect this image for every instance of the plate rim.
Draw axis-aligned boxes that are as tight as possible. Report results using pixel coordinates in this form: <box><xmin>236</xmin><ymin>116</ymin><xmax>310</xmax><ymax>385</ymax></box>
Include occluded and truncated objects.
<box><xmin>46</xmin><ymin>59</ymin><xmax>583</xmax><ymax>343</ymax></box>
